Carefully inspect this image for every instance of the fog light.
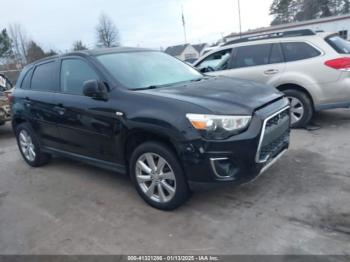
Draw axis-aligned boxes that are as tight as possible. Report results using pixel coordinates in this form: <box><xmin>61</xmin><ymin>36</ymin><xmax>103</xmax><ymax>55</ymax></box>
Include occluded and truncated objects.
<box><xmin>210</xmin><ymin>158</ymin><xmax>238</xmax><ymax>179</ymax></box>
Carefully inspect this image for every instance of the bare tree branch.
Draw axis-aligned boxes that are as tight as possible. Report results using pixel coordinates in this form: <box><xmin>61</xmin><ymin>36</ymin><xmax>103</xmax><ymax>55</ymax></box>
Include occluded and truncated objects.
<box><xmin>8</xmin><ymin>23</ymin><xmax>28</xmax><ymax>66</ymax></box>
<box><xmin>96</xmin><ymin>13</ymin><xmax>121</xmax><ymax>48</ymax></box>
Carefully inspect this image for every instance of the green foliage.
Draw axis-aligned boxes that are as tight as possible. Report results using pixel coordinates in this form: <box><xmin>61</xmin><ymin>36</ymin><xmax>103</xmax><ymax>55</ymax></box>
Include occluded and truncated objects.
<box><xmin>270</xmin><ymin>0</ymin><xmax>350</xmax><ymax>25</ymax></box>
<box><xmin>0</xmin><ymin>29</ymin><xmax>11</xmax><ymax>58</ymax></box>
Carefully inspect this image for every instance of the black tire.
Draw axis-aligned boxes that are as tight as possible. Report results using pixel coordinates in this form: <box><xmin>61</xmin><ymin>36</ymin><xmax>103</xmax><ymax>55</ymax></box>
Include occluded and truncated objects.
<box><xmin>129</xmin><ymin>141</ymin><xmax>190</xmax><ymax>210</ymax></box>
<box><xmin>0</xmin><ymin>109</ymin><xmax>5</xmax><ymax>126</ymax></box>
<box><xmin>15</xmin><ymin>122</ymin><xmax>51</xmax><ymax>167</ymax></box>
<box><xmin>283</xmin><ymin>89</ymin><xmax>313</xmax><ymax>128</ymax></box>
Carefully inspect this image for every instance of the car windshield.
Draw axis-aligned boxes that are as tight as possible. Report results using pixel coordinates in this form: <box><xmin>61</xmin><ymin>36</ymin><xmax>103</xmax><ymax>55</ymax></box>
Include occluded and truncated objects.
<box><xmin>96</xmin><ymin>51</ymin><xmax>203</xmax><ymax>90</ymax></box>
<box><xmin>326</xmin><ymin>35</ymin><xmax>350</xmax><ymax>54</ymax></box>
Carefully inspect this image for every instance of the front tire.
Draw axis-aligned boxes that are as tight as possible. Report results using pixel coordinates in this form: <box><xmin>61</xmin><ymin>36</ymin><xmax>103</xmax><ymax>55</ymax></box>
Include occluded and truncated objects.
<box><xmin>129</xmin><ymin>141</ymin><xmax>190</xmax><ymax>210</ymax></box>
<box><xmin>15</xmin><ymin>123</ymin><xmax>51</xmax><ymax>167</ymax></box>
<box><xmin>283</xmin><ymin>89</ymin><xmax>313</xmax><ymax>128</ymax></box>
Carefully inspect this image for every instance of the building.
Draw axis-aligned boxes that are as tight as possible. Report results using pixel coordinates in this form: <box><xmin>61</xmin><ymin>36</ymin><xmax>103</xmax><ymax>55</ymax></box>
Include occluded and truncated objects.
<box><xmin>192</xmin><ymin>43</ymin><xmax>208</xmax><ymax>57</ymax></box>
<box><xmin>165</xmin><ymin>43</ymin><xmax>207</xmax><ymax>62</ymax></box>
<box><xmin>225</xmin><ymin>14</ymin><xmax>350</xmax><ymax>42</ymax></box>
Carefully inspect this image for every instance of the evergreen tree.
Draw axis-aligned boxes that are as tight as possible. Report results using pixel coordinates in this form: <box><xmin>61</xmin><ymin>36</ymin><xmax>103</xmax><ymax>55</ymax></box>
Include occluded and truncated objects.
<box><xmin>26</xmin><ymin>41</ymin><xmax>46</xmax><ymax>63</ymax></box>
<box><xmin>0</xmin><ymin>29</ymin><xmax>11</xmax><ymax>58</ymax></box>
<box><xmin>73</xmin><ymin>40</ymin><xmax>88</xmax><ymax>51</ymax></box>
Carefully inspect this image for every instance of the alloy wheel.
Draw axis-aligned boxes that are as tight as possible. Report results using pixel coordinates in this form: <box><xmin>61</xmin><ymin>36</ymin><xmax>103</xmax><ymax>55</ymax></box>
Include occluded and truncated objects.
<box><xmin>19</xmin><ymin>130</ymin><xmax>36</xmax><ymax>162</ymax></box>
<box><xmin>135</xmin><ymin>153</ymin><xmax>176</xmax><ymax>203</ymax></box>
<box><xmin>288</xmin><ymin>96</ymin><xmax>305</xmax><ymax>125</ymax></box>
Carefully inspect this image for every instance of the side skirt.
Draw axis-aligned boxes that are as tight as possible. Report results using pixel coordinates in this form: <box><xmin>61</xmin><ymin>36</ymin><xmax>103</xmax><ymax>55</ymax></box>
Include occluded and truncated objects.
<box><xmin>43</xmin><ymin>147</ymin><xmax>127</xmax><ymax>175</ymax></box>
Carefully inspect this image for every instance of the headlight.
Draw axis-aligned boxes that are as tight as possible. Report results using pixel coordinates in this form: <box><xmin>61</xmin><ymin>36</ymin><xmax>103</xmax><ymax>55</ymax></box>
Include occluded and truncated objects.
<box><xmin>186</xmin><ymin>114</ymin><xmax>251</xmax><ymax>139</ymax></box>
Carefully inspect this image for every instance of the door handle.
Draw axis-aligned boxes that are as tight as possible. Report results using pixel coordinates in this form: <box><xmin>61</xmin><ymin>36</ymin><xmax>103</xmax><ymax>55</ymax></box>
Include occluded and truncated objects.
<box><xmin>24</xmin><ymin>97</ymin><xmax>32</xmax><ymax>107</ymax></box>
<box><xmin>264</xmin><ymin>69</ymin><xmax>279</xmax><ymax>75</ymax></box>
<box><xmin>53</xmin><ymin>104</ymin><xmax>66</xmax><ymax>116</ymax></box>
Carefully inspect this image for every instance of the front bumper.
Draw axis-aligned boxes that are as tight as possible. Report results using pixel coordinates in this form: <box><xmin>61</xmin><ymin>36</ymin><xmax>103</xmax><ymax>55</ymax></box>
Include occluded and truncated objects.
<box><xmin>178</xmin><ymin>99</ymin><xmax>290</xmax><ymax>191</ymax></box>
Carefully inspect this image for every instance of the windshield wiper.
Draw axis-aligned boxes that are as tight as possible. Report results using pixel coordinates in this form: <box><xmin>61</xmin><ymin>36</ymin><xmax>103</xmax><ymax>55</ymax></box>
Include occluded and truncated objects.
<box><xmin>132</xmin><ymin>85</ymin><xmax>160</xmax><ymax>91</ymax></box>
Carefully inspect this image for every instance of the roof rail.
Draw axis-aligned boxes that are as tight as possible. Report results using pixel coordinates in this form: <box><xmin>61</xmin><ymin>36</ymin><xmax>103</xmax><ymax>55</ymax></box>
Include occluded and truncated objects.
<box><xmin>223</xmin><ymin>29</ymin><xmax>316</xmax><ymax>46</ymax></box>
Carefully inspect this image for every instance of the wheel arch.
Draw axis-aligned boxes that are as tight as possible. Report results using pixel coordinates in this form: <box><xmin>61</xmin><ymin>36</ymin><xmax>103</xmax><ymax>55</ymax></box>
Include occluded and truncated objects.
<box><xmin>124</xmin><ymin>129</ymin><xmax>180</xmax><ymax>168</ymax></box>
<box><xmin>11</xmin><ymin>117</ymin><xmax>27</xmax><ymax>131</ymax></box>
<box><xmin>276</xmin><ymin>83</ymin><xmax>315</xmax><ymax>111</ymax></box>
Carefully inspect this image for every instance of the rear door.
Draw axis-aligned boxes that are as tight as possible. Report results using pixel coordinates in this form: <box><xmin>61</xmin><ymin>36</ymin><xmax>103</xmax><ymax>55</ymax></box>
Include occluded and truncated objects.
<box><xmin>224</xmin><ymin>43</ymin><xmax>286</xmax><ymax>85</ymax></box>
<box><xmin>53</xmin><ymin>57</ymin><xmax>117</xmax><ymax>162</ymax></box>
<box><xmin>23</xmin><ymin>60</ymin><xmax>61</xmax><ymax>148</ymax></box>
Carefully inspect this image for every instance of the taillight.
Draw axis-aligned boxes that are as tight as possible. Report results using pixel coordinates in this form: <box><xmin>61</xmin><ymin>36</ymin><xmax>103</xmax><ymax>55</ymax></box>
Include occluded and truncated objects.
<box><xmin>5</xmin><ymin>92</ymin><xmax>13</xmax><ymax>104</ymax></box>
<box><xmin>325</xmin><ymin>57</ymin><xmax>350</xmax><ymax>71</ymax></box>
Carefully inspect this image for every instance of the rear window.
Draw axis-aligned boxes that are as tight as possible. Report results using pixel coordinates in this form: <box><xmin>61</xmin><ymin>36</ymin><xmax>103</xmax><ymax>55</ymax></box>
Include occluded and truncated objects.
<box><xmin>282</xmin><ymin>42</ymin><xmax>321</xmax><ymax>62</ymax></box>
<box><xmin>326</xmin><ymin>35</ymin><xmax>350</xmax><ymax>54</ymax></box>
<box><xmin>31</xmin><ymin>61</ymin><xmax>58</xmax><ymax>92</ymax></box>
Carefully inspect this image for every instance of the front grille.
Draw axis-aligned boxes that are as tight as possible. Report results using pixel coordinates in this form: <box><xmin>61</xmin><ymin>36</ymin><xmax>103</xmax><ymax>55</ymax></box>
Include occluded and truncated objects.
<box><xmin>259</xmin><ymin>130</ymin><xmax>289</xmax><ymax>161</ymax></box>
<box><xmin>256</xmin><ymin>107</ymin><xmax>290</xmax><ymax>163</ymax></box>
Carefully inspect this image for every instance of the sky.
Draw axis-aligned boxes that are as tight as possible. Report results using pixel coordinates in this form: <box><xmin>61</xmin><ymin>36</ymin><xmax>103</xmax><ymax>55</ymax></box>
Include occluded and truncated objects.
<box><xmin>0</xmin><ymin>0</ymin><xmax>273</xmax><ymax>52</ymax></box>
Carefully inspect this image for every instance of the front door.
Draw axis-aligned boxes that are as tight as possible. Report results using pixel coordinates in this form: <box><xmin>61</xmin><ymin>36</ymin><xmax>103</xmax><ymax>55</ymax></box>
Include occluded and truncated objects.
<box><xmin>53</xmin><ymin>58</ymin><xmax>117</xmax><ymax>162</ymax></box>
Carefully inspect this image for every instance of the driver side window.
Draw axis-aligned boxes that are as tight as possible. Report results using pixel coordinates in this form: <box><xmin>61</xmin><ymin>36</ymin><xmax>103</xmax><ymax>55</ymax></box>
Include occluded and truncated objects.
<box><xmin>197</xmin><ymin>49</ymin><xmax>232</xmax><ymax>73</ymax></box>
<box><xmin>60</xmin><ymin>59</ymin><xmax>99</xmax><ymax>95</ymax></box>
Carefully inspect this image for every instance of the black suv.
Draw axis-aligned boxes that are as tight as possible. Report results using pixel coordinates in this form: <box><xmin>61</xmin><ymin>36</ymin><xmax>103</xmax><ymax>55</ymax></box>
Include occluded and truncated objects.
<box><xmin>11</xmin><ymin>48</ymin><xmax>290</xmax><ymax>210</ymax></box>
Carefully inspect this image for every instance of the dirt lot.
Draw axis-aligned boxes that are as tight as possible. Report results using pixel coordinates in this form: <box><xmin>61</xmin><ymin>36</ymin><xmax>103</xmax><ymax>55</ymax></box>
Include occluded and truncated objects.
<box><xmin>0</xmin><ymin>110</ymin><xmax>349</xmax><ymax>255</ymax></box>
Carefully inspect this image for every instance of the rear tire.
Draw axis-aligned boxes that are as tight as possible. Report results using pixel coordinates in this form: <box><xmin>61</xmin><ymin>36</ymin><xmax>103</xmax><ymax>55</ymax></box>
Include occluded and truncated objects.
<box><xmin>0</xmin><ymin>109</ymin><xmax>5</xmax><ymax>126</ymax></box>
<box><xmin>283</xmin><ymin>89</ymin><xmax>313</xmax><ymax>128</ymax></box>
<box><xmin>129</xmin><ymin>141</ymin><xmax>190</xmax><ymax>210</ymax></box>
<box><xmin>15</xmin><ymin>123</ymin><xmax>51</xmax><ymax>167</ymax></box>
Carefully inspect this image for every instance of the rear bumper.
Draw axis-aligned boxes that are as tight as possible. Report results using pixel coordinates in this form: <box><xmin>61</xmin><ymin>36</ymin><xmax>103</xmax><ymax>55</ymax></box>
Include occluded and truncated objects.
<box><xmin>178</xmin><ymin>100</ymin><xmax>290</xmax><ymax>191</ymax></box>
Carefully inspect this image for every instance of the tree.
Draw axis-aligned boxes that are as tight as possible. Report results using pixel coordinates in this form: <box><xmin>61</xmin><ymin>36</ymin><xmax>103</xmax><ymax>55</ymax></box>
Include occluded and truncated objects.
<box><xmin>270</xmin><ymin>0</ymin><xmax>296</xmax><ymax>25</ymax></box>
<box><xmin>26</xmin><ymin>41</ymin><xmax>46</xmax><ymax>63</ymax></box>
<box><xmin>342</xmin><ymin>0</ymin><xmax>350</xmax><ymax>14</ymax></box>
<box><xmin>96</xmin><ymin>13</ymin><xmax>120</xmax><ymax>48</ymax></box>
<box><xmin>0</xmin><ymin>29</ymin><xmax>11</xmax><ymax>58</ymax></box>
<box><xmin>8</xmin><ymin>23</ymin><xmax>28</xmax><ymax>66</ymax></box>
<box><xmin>270</xmin><ymin>0</ymin><xmax>348</xmax><ymax>25</ymax></box>
<box><xmin>73</xmin><ymin>40</ymin><xmax>88</xmax><ymax>51</ymax></box>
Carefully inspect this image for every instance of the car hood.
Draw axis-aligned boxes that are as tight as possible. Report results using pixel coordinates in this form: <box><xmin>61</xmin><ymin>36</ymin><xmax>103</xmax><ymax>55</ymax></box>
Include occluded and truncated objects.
<box><xmin>138</xmin><ymin>77</ymin><xmax>283</xmax><ymax>115</ymax></box>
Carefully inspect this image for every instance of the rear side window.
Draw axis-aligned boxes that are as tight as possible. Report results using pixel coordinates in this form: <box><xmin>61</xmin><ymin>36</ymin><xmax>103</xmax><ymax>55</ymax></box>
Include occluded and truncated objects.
<box><xmin>60</xmin><ymin>59</ymin><xmax>99</xmax><ymax>95</ymax></box>
<box><xmin>31</xmin><ymin>62</ymin><xmax>58</xmax><ymax>92</ymax></box>
<box><xmin>20</xmin><ymin>69</ymin><xmax>33</xmax><ymax>90</ymax></box>
<box><xmin>326</xmin><ymin>35</ymin><xmax>350</xmax><ymax>54</ymax></box>
<box><xmin>282</xmin><ymin>42</ymin><xmax>321</xmax><ymax>62</ymax></box>
<box><xmin>234</xmin><ymin>44</ymin><xmax>271</xmax><ymax>68</ymax></box>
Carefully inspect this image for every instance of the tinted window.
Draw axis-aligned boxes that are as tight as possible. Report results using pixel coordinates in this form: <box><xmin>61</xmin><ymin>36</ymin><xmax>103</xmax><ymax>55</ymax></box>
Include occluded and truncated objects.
<box><xmin>269</xmin><ymin>44</ymin><xmax>284</xmax><ymax>64</ymax></box>
<box><xmin>31</xmin><ymin>62</ymin><xmax>58</xmax><ymax>92</ymax></box>
<box><xmin>282</xmin><ymin>42</ymin><xmax>321</xmax><ymax>62</ymax></box>
<box><xmin>197</xmin><ymin>49</ymin><xmax>232</xmax><ymax>72</ymax></box>
<box><xmin>60</xmin><ymin>59</ymin><xmax>99</xmax><ymax>95</ymax></box>
<box><xmin>326</xmin><ymin>35</ymin><xmax>350</xmax><ymax>54</ymax></box>
<box><xmin>20</xmin><ymin>69</ymin><xmax>33</xmax><ymax>90</ymax></box>
<box><xmin>235</xmin><ymin>44</ymin><xmax>271</xmax><ymax>68</ymax></box>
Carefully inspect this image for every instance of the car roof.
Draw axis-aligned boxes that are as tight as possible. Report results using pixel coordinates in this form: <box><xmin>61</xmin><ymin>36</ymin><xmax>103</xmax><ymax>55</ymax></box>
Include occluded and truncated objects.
<box><xmin>27</xmin><ymin>47</ymin><xmax>156</xmax><ymax>66</ymax></box>
<box><xmin>197</xmin><ymin>31</ymin><xmax>335</xmax><ymax>60</ymax></box>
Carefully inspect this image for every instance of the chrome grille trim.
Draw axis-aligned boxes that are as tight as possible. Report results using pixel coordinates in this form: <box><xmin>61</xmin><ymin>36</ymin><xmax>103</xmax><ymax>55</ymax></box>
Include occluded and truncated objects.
<box><xmin>255</xmin><ymin>106</ymin><xmax>290</xmax><ymax>163</ymax></box>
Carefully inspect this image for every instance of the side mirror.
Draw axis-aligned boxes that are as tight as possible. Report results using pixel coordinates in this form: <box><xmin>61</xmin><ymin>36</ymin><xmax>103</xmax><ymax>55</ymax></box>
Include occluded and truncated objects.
<box><xmin>83</xmin><ymin>80</ymin><xmax>108</xmax><ymax>100</ymax></box>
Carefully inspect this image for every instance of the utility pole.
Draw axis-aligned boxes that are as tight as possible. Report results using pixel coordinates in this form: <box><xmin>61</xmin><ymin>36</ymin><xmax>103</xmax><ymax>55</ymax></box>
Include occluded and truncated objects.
<box><xmin>182</xmin><ymin>6</ymin><xmax>188</xmax><ymax>44</ymax></box>
<box><xmin>238</xmin><ymin>0</ymin><xmax>242</xmax><ymax>38</ymax></box>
